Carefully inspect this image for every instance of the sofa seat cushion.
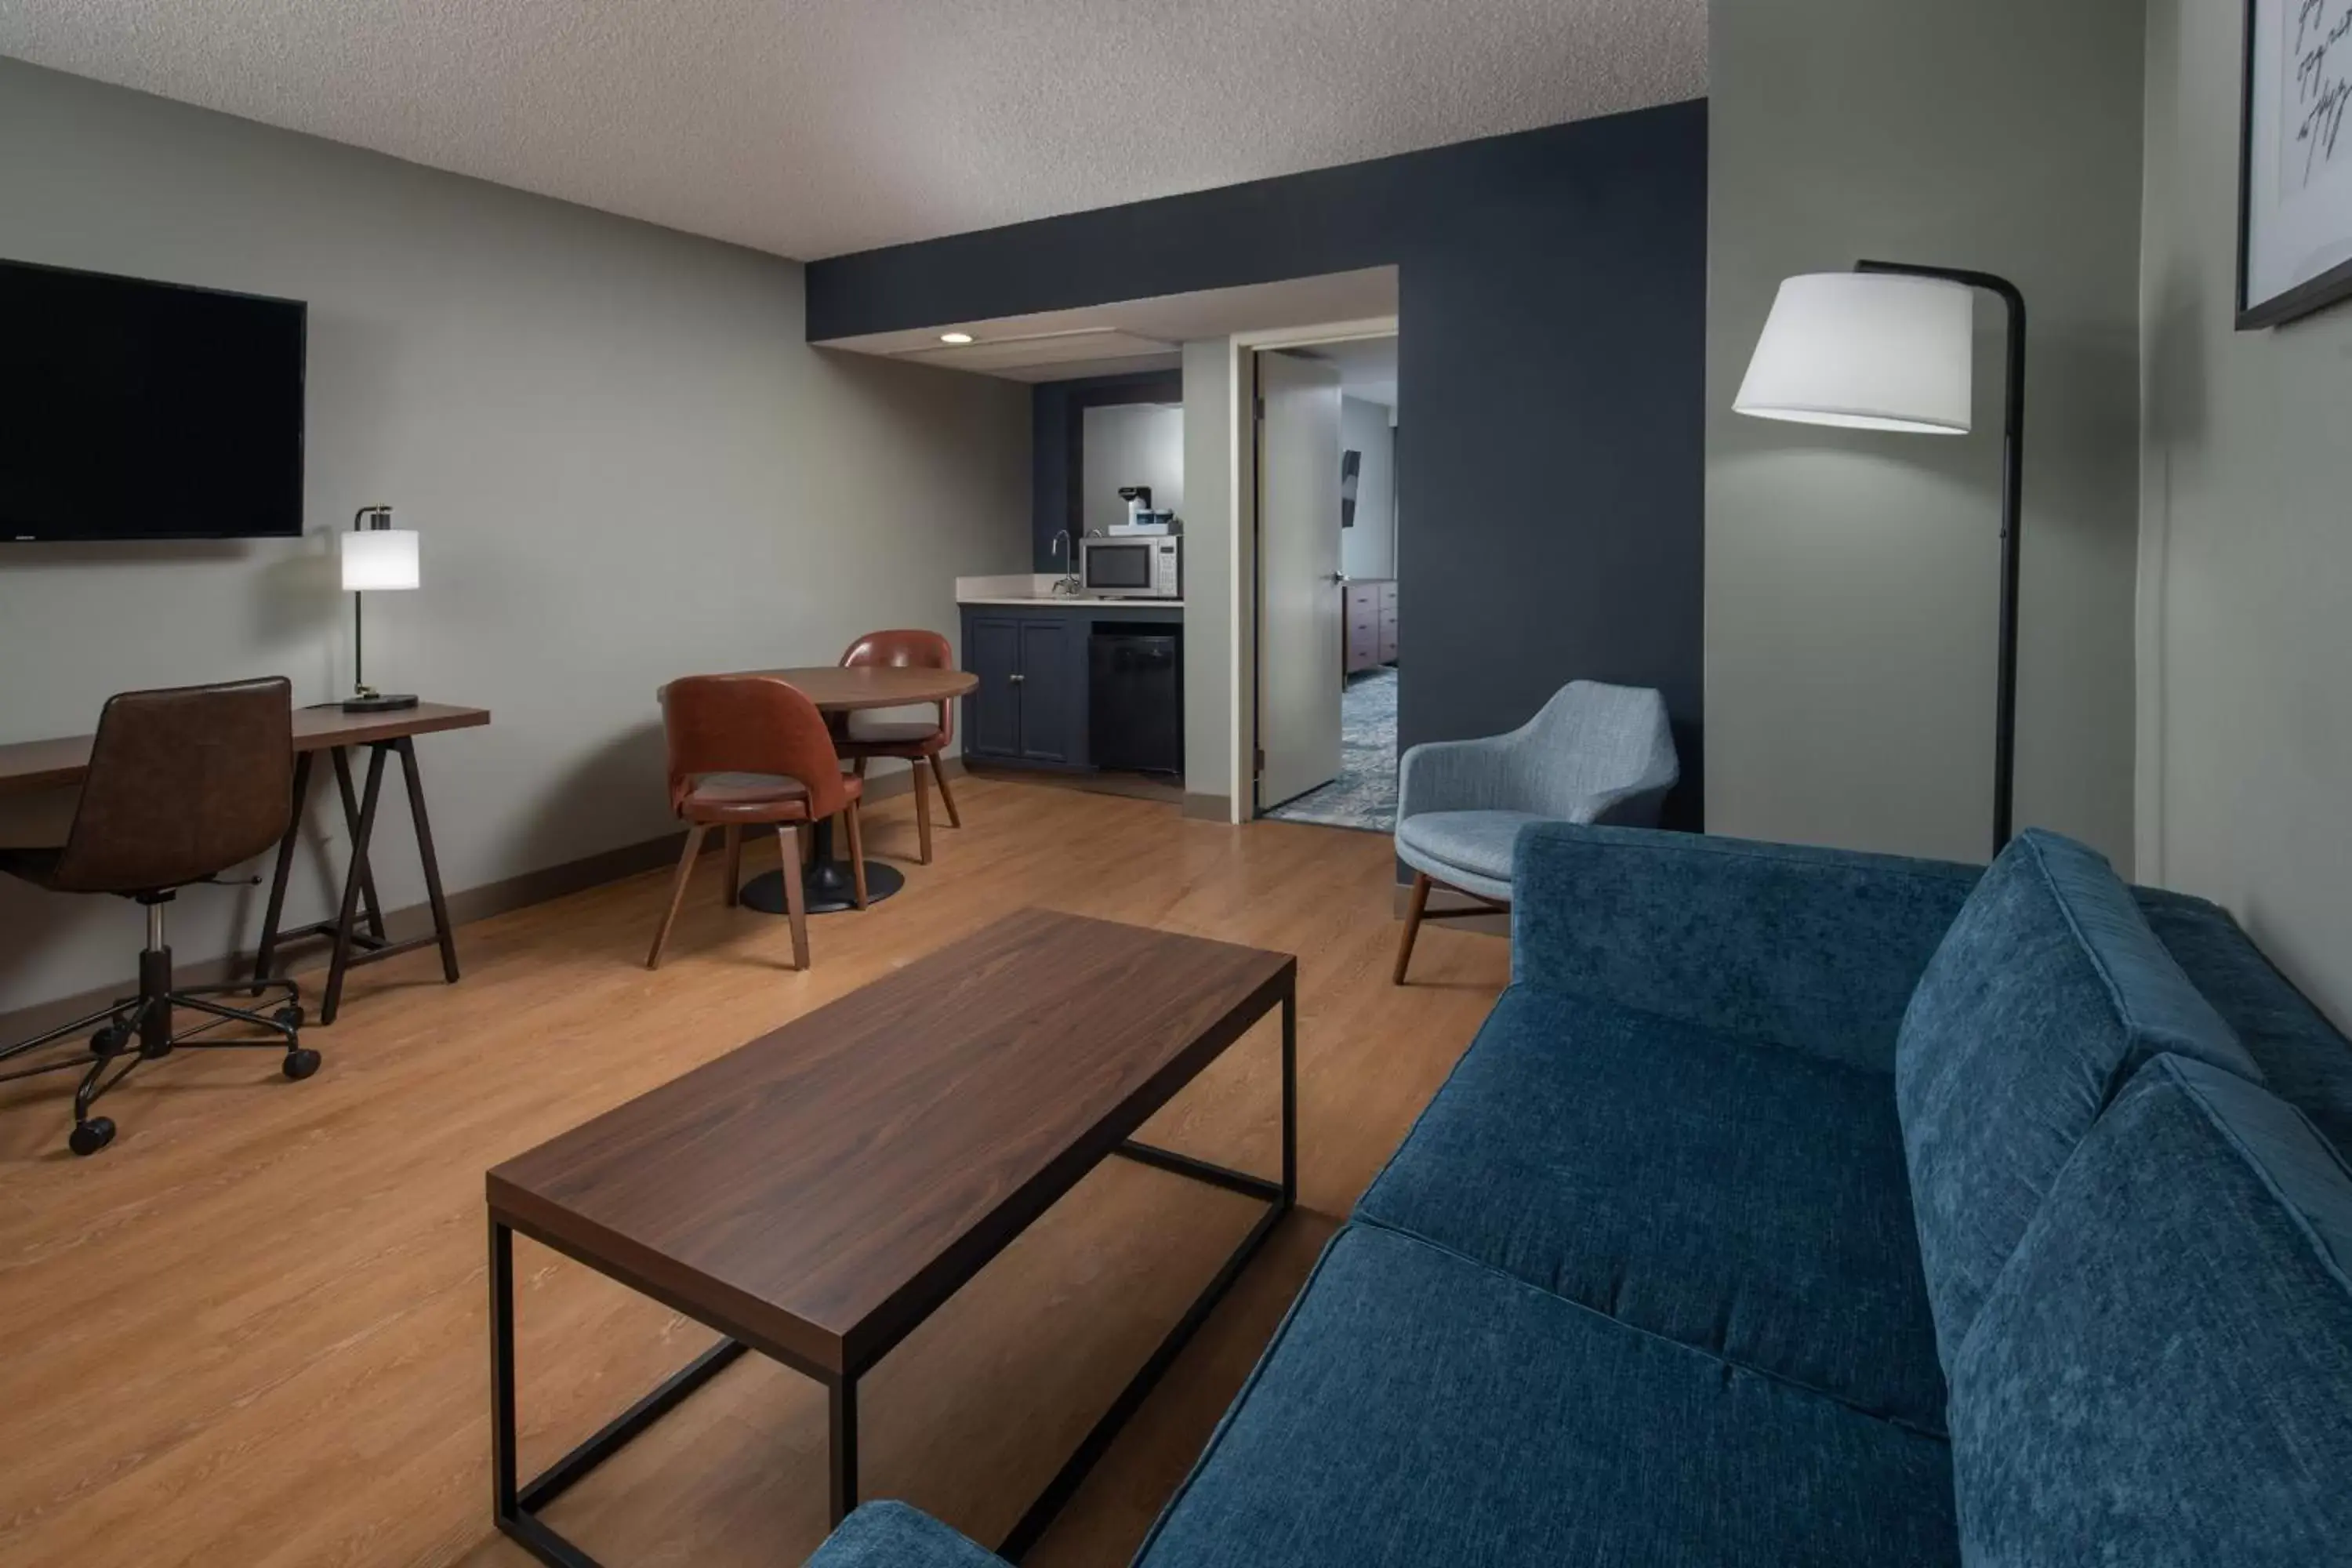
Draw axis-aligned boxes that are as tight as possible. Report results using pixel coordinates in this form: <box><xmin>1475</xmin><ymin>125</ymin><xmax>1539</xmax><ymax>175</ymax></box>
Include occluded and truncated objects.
<box><xmin>1396</xmin><ymin>810</ymin><xmax>1546</xmax><ymax>900</ymax></box>
<box><xmin>1949</xmin><ymin>1056</ymin><xmax>2352</xmax><ymax>1563</ymax></box>
<box><xmin>1895</xmin><ymin>829</ymin><xmax>2260</xmax><ymax>1368</ymax></box>
<box><xmin>1138</xmin><ymin>1224</ymin><xmax>1959</xmax><ymax>1568</ymax></box>
<box><xmin>1356</xmin><ymin>986</ymin><xmax>1947</xmax><ymax>1432</ymax></box>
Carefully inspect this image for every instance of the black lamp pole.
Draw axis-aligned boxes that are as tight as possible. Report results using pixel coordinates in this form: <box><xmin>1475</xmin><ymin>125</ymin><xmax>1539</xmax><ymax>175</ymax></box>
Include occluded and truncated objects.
<box><xmin>1856</xmin><ymin>260</ymin><xmax>2027</xmax><ymax>856</ymax></box>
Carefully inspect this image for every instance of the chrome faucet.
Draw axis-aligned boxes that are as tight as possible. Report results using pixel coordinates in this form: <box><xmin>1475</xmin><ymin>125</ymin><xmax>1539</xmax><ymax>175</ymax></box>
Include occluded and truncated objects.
<box><xmin>1050</xmin><ymin>529</ymin><xmax>1081</xmax><ymax>596</ymax></box>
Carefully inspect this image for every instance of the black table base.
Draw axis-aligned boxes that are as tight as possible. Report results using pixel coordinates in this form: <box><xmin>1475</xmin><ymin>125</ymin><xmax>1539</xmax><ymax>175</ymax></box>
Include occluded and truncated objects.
<box><xmin>739</xmin><ymin>862</ymin><xmax>905</xmax><ymax>916</ymax></box>
<box><xmin>737</xmin><ymin>812</ymin><xmax>902</xmax><ymax>915</ymax></box>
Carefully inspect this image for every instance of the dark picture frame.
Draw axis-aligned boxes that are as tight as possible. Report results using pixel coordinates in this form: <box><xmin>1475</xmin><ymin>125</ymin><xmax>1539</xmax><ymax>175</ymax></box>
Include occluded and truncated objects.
<box><xmin>1340</xmin><ymin>448</ymin><xmax>1361</xmax><ymax>529</ymax></box>
<box><xmin>2237</xmin><ymin>0</ymin><xmax>2352</xmax><ymax>329</ymax></box>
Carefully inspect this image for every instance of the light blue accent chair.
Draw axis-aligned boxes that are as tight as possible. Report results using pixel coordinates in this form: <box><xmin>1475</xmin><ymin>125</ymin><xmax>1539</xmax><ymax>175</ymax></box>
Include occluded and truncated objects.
<box><xmin>1390</xmin><ymin>680</ymin><xmax>1677</xmax><ymax>983</ymax></box>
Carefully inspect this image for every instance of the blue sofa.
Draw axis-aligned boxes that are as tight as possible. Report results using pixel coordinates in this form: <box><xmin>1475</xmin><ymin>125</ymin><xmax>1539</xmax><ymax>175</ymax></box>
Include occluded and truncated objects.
<box><xmin>811</xmin><ymin>826</ymin><xmax>2352</xmax><ymax>1566</ymax></box>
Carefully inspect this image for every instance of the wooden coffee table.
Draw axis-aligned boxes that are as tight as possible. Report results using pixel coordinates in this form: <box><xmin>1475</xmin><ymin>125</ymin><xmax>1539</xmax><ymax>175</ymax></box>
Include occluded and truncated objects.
<box><xmin>485</xmin><ymin>909</ymin><xmax>1297</xmax><ymax>1566</ymax></box>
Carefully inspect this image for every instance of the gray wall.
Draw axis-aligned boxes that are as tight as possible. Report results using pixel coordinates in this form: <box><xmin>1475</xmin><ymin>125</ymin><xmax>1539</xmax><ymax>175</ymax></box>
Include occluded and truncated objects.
<box><xmin>2140</xmin><ymin>0</ymin><xmax>2352</xmax><ymax>1025</ymax></box>
<box><xmin>0</xmin><ymin>60</ymin><xmax>1030</xmax><ymax>1014</ymax></box>
<box><xmin>1180</xmin><ymin>339</ymin><xmax>1237</xmax><ymax>808</ymax></box>
<box><xmin>1706</xmin><ymin>0</ymin><xmax>2145</xmax><ymax>866</ymax></box>
<box><xmin>1339</xmin><ymin>395</ymin><xmax>1396</xmax><ymax>580</ymax></box>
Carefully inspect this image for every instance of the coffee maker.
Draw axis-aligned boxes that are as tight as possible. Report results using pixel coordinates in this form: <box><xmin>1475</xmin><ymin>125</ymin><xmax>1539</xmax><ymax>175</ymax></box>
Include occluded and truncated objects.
<box><xmin>1112</xmin><ymin>485</ymin><xmax>1174</xmax><ymax>535</ymax></box>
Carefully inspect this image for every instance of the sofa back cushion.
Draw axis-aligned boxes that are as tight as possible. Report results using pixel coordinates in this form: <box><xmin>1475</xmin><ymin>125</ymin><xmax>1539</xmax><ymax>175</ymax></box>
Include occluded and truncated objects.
<box><xmin>1948</xmin><ymin>1056</ymin><xmax>2352</xmax><ymax>1564</ymax></box>
<box><xmin>1895</xmin><ymin>829</ymin><xmax>2259</xmax><ymax>1367</ymax></box>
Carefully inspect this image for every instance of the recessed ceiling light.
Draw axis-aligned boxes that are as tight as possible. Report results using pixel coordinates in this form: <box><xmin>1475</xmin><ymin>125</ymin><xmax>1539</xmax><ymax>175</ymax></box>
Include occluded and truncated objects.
<box><xmin>939</xmin><ymin>332</ymin><xmax>974</xmax><ymax>345</ymax></box>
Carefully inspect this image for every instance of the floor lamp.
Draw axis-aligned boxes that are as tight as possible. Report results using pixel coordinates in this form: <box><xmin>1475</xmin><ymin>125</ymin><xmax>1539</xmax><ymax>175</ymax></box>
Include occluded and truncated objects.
<box><xmin>1732</xmin><ymin>262</ymin><xmax>2027</xmax><ymax>857</ymax></box>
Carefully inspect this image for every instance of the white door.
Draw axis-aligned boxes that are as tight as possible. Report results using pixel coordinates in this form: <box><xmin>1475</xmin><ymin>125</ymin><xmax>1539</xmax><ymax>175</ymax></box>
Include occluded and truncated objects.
<box><xmin>1255</xmin><ymin>350</ymin><xmax>1344</xmax><ymax>811</ymax></box>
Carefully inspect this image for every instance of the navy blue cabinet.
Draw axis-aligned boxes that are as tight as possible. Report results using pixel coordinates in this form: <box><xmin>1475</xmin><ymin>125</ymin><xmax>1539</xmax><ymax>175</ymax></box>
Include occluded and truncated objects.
<box><xmin>960</xmin><ymin>603</ymin><xmax>1183</xmax><ymax>774</ymax></box>
<box><xmin>961</xmin><ymin>608</ymin><xmax>1085</xmax><ymax>769</ymax></box>
<box><xmin>964</xmin><ymin>615</ymin><xmax>1025</xmax><ymax>759</ymax></box>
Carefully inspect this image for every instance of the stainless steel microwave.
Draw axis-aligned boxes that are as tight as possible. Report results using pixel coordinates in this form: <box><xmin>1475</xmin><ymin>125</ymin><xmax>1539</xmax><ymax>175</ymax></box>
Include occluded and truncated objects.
<box><xmin>1080</xmin><ymin>535</ymin><xmax>1181</xmax><ymax>599</ymax></box>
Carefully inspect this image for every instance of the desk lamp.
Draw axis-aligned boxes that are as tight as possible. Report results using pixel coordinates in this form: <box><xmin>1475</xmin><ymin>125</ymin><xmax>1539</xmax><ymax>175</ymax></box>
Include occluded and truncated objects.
<box><xmin>341</xmin><ymin>506</ymin><xmax>420</xmax><ymax>713</ymax></box>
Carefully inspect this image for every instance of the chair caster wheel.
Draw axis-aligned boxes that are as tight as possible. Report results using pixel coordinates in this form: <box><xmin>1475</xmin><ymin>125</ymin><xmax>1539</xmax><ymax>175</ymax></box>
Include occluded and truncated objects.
<box><xmin>70</xmin><ymin>1118</ymin><xmax>115</xmax><ymax>1156</ymax></box>
<box><xmin>89</xmin><ymin>1023</ymin><xmax>129</xmax><ymax>1055</ymax></box>
<box><xmin>274</xmin><ymin>1004</ymin><xmax>305</xmax><ymax>1031</ymax></box>
<box><xmin>282</xmin><ymin>1047</ymin><xmax>321</xmax><ymax>1081</ymax></box>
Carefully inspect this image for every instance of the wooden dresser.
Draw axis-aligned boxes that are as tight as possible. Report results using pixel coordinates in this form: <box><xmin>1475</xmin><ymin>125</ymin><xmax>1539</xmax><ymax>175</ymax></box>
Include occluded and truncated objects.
<box><xmin>1343</xmin><ymin>578</ymin><xmax>1399</xmax><ymax>674</ymax></box>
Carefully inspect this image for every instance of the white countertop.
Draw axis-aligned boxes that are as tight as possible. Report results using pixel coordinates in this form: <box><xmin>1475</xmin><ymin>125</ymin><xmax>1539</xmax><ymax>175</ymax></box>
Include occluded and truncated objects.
<box><xmin>955</xmin><ymin>573</ymin><xmax>1185</xmax><ymax>609</ymax></box>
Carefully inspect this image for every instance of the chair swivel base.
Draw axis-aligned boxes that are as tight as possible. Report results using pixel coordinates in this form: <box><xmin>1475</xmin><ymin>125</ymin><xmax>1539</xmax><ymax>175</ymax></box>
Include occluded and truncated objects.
<box><xmin>0</xmin><ymin>947</ymin><xmax>318</xmax><ymax>1157</ymax></box>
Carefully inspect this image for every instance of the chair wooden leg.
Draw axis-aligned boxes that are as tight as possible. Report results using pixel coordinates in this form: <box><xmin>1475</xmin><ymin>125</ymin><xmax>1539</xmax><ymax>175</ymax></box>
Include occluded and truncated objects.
<box><xmin>911</xmin><ymin>760</ymin><xmax>933</xmax><ymax>866</ymax></box>
<box><xmin>1393</xmin><ymin>872</ymin><xmax>1432</xmax><ymax>985</ymax></box>
<box><xmin>931</xmin><ymin>753</ymin><xmax>961</xmax><ymax>828</ymax></box>
<box><xmin>844</xmin><ymin>802</ymin><xmax>869</xmax><ymax>909</ymax></box>
<box><xmin>721</xmin><ymin>826</ymin><xmax>742</xmax><ymax>907</ymax></box>
<box><xmin>782</xmin><ymin>823</ymin><xmax>811</xmax><ymax>971</ymax></box>
<box><xmin>647</xmin><ymin>825</ymin><xmax>709</xmax><ymax>970</ymax></box>
<box><xmin>853</xmin><ymin>757</ymin><xmax>869</xmax><ymax>780</ymax></box>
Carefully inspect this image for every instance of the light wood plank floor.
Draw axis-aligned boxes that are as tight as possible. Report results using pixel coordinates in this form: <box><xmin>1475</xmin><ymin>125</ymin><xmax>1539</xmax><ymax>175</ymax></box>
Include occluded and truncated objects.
<box><xmin>0</xmin><ymin>775</ymin><xmax>1507</xmax><ymax>1567</ymax></box>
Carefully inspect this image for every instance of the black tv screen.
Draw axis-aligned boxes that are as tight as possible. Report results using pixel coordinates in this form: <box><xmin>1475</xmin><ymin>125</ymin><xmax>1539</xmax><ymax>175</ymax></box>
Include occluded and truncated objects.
<box><xmin>0</xmin><ymin>259</ymin><xmax>306</xmax><ymax>542</ymax></box>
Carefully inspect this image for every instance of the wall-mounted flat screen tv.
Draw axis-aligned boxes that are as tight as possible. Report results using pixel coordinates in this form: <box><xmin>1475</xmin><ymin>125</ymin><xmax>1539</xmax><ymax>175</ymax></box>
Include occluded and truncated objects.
<box><xmin>0</xmin><ymin>258</ymin><xmax>306</xmax><ymax>542</ymax></box>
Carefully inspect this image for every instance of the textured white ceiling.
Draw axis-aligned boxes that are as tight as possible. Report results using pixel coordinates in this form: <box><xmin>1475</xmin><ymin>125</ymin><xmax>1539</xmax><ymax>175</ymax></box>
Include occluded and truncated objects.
<box><xmin>0</xmin><ymin>0</ymin><xmax>1706</xmax><ymax>260</ymax></box>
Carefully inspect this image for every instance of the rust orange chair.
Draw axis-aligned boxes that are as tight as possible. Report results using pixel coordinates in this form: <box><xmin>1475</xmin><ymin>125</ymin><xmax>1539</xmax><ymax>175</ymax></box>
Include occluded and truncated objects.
<box><xmin>648</xmin><ymin>673</ymin><xmax>865</xmax><ymax>973</ymax></box>
<box><xmin>834</xmin><ymin>629</ymin><xmax>960</xmax><ymax>865</ymax></box>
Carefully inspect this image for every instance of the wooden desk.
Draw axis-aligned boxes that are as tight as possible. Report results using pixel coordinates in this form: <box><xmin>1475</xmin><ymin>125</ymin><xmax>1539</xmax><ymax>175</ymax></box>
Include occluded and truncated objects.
<box><xmin>660</xmin><ymin>666</ymin><xmax>978</xmax><ymax>914</ymax></box>
<box><xmin>486</xmin><ymin>909</ymin><xmax>1295</xmax><ymax>1564</ymax></box>
<box><xmin>0</xmin><ymin>701</ymin><xmax>488</xmax><ymax>795</ymax></box>
<box><xmin>0</xmin><ymin>702</ymin><xmax>491</xmax><ymax>1026</ymax></box>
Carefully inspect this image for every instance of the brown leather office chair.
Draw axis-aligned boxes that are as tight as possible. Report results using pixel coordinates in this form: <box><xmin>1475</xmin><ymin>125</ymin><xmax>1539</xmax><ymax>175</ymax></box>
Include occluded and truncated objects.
<box><xmin>648</xmin><ymin>674</ymin><xmax>866</xmax><ymax>974</ymax></box>
<box><xmin>0</xmin><ymin>678</ymin><xmax>314</xmax><ymax>1156</ymax></box>
<box><xmin>834</xmin><ymin>629</ymin><xmax>960</xmax><ymax>865</ymax></box>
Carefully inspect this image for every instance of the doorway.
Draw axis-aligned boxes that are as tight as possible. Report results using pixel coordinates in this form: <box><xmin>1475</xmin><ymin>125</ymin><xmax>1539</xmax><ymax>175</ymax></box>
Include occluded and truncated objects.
<box><xmin>1255</xmin><ymin>332</ymin><xmax>1400</xmax><ymax>831</ymax></box>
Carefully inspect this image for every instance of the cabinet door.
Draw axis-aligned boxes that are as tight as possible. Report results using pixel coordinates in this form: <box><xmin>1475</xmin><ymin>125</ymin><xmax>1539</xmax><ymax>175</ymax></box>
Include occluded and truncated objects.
<box><xmin>963</xmin><ymin>615</ymin><xmax>1023</xmax><ymax>759</ymax></box>
<box><xmin>1015</xmin><ymin>617</ymin><xmax>1077</xmax><ymax>764</ymax></box>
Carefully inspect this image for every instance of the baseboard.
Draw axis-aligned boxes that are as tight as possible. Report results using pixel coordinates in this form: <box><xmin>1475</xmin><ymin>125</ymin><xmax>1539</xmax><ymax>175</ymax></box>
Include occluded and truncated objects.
<box><xmin>0</xmin><ymin>759</ymin><xmax>955</xmax><ymax>1044</ymax></box>
<box><xmin>1392</xmin><ymin>879</ymin><xmax>1510</xmax><ymax>938</ymax></box>
<box><xmin>1181</xmin><ymin>792</ymin><xmax>1232</xmax><ymax>823</ymax></box>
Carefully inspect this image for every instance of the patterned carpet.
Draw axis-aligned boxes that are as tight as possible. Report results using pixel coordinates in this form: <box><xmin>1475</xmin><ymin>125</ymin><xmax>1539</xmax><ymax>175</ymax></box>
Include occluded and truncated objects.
<box><xmin>1265</xmin><ymin>667</ymin><xmax>1398</xmax><ymax>833</ymax></box>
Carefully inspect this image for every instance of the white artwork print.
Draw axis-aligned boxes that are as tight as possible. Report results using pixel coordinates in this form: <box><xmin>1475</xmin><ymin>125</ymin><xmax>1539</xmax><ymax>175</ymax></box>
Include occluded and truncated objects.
<box><xmin>2246</xmin><ymin>0</ymin><xmax>2352</xmax><ymax>318</ymax></box>
<box><xmin>2283</xmin><ymin>0</ymin><xmax>2350</xmax><ymax>194</ymax></box>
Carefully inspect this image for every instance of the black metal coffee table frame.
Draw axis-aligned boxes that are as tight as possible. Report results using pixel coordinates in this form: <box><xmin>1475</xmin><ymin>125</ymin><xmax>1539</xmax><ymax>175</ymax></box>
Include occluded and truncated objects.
<box><xmin>488</xmin><ymin>989</ymin><xmax>1294</xmax><ymax>1566</ymax></box>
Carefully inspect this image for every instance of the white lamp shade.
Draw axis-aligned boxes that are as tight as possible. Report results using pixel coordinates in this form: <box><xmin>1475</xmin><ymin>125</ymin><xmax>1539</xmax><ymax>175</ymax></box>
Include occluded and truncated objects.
<box><xmin>1734</xmin><ymin>273</ymin><xmax>1975</xmax><ymax>435</ymax></box>
<box><xmin>341</xmin><ymin>527</ymin><xmax>419</xmax><ymax>591</ymax></box>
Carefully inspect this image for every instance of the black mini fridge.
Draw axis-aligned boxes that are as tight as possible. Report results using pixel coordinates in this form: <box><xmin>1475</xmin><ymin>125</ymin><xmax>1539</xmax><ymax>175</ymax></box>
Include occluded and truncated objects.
<box><xmin>1089</xmin><ymin>630</ymin><xmax>1183</xmax><ymax>775</ymax></box>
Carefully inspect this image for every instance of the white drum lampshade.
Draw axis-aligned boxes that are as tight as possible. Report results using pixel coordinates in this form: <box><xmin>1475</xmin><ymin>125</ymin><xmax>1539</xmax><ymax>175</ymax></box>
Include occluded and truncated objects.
<box><xmin>1734</xmin><ymin>273</ymin><xmax>1975</xmax><ymax>435</ymax></box>
<box><xmin>341</xmin><ymin>524</ymin><xmax>420</xmax><ymax>591</ymax></box>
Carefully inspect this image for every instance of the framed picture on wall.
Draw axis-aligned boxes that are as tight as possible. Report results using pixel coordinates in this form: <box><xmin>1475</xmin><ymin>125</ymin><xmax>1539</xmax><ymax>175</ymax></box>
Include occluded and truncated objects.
<box><xmin>1340</xmin><ymin>448</ymin><xmax>1362</xmax><ymax>528</ymax></box>
<box><xmin>2238</xmin><ymin>0</ymin><xmax>2352</xmax><ymax>328</ymax></box>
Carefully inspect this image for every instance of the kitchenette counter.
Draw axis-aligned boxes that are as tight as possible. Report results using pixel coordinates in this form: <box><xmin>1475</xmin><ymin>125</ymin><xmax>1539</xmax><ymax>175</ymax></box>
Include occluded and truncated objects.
<box><xmin>955</xmin><ymin>573</ymin><xmax>1185</xmax><ymax>610</ymax></box>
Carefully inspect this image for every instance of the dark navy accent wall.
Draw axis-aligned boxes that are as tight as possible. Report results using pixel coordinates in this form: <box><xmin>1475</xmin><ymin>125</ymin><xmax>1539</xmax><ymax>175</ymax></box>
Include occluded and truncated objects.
<box><xmin>809</xmin><ymin>100</ymin><xmax>1708</xmax><ymax>825</ymax></box>
<box><xmin>1032</xmin><ymin>368</ymin><xmax>1182</xmax><ymax>571</ymax></box>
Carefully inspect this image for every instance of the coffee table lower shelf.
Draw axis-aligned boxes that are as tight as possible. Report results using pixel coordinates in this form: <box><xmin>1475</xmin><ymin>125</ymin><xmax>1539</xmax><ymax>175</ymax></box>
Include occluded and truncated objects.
<box><xmin>489</xmin><ymin>1138</ymin><xmax>1292</xmax><ymax>1567</ymax></box>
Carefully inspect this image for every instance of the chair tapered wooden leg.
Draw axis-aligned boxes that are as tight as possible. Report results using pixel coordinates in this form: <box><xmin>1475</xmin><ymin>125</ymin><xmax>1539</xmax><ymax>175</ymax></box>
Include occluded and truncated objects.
<box><xmin>647</xmin><ymin>825</ymin><xmax>709</xmax><ymax>970</ymax></box>
<box><xmin>930</xmin><ymin>753</ymin><xmax>961</xmax><ymax>828</ymax></box>
<box><xmin>844</xmin><ymin>802</ymin><xmax>869</xmax><ymax>909</ymax></box>
<box><xmin>911</xmin><ymin>760</ymin><xmax>933</xmax><ymax>865</ymax></box>
<box><xmin>782</xmin><ymin>823</ymin><xmax>811</xmax><ymax>971</ymax></box>
<box><xmin>721</xmin><ymin>826</ymin><xmax>742</xmax><ymax>907</ymax></box>
<box><xmin>1393</xmin><ymin>872</ymin><xmax>1432</xmax><ymax>985</ymax></box>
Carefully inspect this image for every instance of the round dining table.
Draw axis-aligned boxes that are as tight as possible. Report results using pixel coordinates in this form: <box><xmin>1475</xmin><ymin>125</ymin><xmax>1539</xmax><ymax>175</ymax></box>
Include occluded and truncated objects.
<box><xmin>694</xmin><ymin>664</ymin><xmax>978</xmax><ymax>915</ymax></box>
